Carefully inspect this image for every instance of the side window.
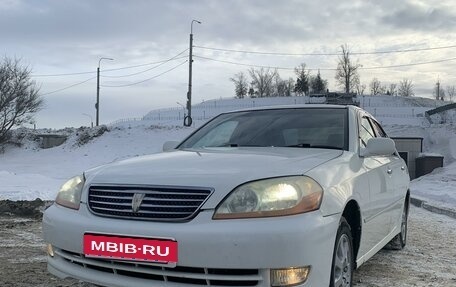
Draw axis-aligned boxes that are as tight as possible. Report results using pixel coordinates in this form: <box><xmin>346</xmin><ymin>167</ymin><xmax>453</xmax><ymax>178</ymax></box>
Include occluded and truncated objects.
<box><xmin>359</xmin><ymin>117</ymin><xmax>375</xmax><ymax>147</ymax></box>
<box><xmin>370</xmin><ymin>119</ymin><xmax>388</xmax><ymax>138</ymax></box>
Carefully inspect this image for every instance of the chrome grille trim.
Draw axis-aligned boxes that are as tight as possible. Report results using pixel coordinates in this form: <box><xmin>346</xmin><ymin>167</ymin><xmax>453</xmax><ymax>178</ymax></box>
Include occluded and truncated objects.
<box><xmin>87</xmin><ymin>185</ymin><xmax>213</xmax><ymax>222</ymax></box>
<box><xmin>56</xmin><ymin>249</ymin><xmax>262</xmax><ymax>286</ymax></box>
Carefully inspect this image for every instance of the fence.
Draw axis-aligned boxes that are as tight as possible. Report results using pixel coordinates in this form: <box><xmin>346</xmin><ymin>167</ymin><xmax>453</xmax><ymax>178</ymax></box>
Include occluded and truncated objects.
<box><xmin>110</xmin><ymin>95</ymin><xmax>441</xmax><ymax>127</ymax></box>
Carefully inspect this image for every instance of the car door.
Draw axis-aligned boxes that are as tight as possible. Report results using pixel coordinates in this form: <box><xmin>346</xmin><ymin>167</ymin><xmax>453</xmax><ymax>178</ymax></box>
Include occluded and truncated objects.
<box><xmin>370</xmin><ymin>119</ymin><xmax>408</xmax><ymax>233</ymax></box>
<box><xmin>358</xmin><ymin>115</ymin><xmax>395</xmax><ymax>252</ymax></box>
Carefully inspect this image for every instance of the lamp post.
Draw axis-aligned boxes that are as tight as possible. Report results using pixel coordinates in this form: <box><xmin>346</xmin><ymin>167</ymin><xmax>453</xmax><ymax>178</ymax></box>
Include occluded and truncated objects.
<box><xmin>96</xmin><ymin>57</ymin><xmax>114</xmax><ymax>126</ymax></box>
<box><xmin>82</xmin><ymin>113</ymin><xmax>93</xmax><ymax>128</ymax></box>
<box><xmin>177</xmin><ymin>102</ymin><xmax>186</xmax><ymax>121</ymax></box>
<box><xmin>184</xmin><ymin>19</ymin><xmax>201</xmax><ymax>127</ymax></box>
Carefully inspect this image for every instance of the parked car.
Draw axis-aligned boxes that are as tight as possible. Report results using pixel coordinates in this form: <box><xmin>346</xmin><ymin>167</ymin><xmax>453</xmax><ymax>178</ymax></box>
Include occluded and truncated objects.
<box><xmin>43</xmin><ymin>105</ymin><xmax>410</xmax><ymax>287</ymax></box>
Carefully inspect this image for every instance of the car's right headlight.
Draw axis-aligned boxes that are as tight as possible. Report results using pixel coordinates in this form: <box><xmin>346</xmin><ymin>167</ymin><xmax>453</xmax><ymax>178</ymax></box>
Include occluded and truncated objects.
<box><xmin>213</xmin><ymin>176</ymin><xmax>323</xmax><ymax>219</ymax></box>
<box><xmin>55</xmin><ymin>174</ymin><xmax>85</xmax><ymax>210</ymax></box>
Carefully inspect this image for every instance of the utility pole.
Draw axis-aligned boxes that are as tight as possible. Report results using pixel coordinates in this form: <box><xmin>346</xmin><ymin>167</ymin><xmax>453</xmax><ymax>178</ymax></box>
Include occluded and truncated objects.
<box><xmin>96</xmin><ymin>66</ymin><xmax>100</xmax><ymax>126</ymax></box>
<box><xmin>436</xmin><ymin>80</ymin><xmax>440</xmax><ymax>101</ymax></box>
<box><xmin>185</xmin><ymin>19</ymin><xmax>201</xmax><ymax>127</ymax></box>
<box><xmin>96</xmin><ymin>57</ymin><xmax>114</xmax><ymax>126</ymax></box>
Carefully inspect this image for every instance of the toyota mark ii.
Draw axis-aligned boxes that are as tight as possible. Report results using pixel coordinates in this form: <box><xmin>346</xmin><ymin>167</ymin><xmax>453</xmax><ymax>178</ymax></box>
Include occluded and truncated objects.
<box><xmin>43</xmin><ymin>105</ymin><xmax>410</xmax><ymax>287</ymax></box>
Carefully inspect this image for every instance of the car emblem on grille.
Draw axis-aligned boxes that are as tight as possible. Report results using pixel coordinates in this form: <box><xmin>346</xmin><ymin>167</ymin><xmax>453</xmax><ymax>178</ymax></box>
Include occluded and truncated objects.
<box><xmin>132</xmin><ymin>193</ymin><xmax>146</xmax><ymax>213</ymax></box>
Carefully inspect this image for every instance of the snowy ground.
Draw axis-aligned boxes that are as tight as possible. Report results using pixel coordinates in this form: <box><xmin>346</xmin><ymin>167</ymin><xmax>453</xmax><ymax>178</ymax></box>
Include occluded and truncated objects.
<box><xmin>0</xmin><ymin>124</ymin><xmax>194</xmax><ymax>201</ymax></box>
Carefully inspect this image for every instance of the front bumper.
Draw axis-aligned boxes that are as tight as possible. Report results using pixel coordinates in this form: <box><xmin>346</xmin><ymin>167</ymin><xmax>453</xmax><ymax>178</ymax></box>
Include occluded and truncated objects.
<box><xmin>43</xmin><ymin>203</ymin><xmax>339</xmax><ymax>286</ymax></box>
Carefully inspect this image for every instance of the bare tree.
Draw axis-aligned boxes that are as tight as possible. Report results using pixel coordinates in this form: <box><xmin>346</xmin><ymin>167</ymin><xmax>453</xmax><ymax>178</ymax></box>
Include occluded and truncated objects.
<box><xmin>230</xmin><ymin>72</ymin><xmax>248</xmax><ymax>99</ymax></box>
<box><xmin>389</xmin><ymin>83</ymin><xmax>397</xmax><ymax>96</ymax></box>
<box><xmin>433</xmin><ymin>83</ymin><xmax>445</xmax><ymax>101</ymax></box>
<box><xmin>285</xmin><ymin>78</ymin><xmax>294</xmax><ymax>97</ymax></box>
<box><xmin>0</xmin><ymin>58</ymin><xmax>43</xmax><ymax>143</ymax></box>
<box><xmin>398</xmin><ymin>79</ymin><xmax>414</xmax><ymax>97</ymax></box>
<box><xmin>446</xmin><ymin>85</ymin><xmax>456</xmax><ymax>102</ymax></box>
<box><xmin>369</xmin><ymin>78</ymin><xmax>382</xmax><ymax>95</ymax></box>
<box><xmin>248</xmin><ymin>68</ymin><xmax>277</xmax><ymax>98</ymax></box>
<box><xmin>294</xmin><ymin>63</ymin><xmax>311</xmax><ymax>96</ymax></box>
<box><xmin>335</xmin><ymin>44</ymin><xmax>361</xmax><ymax>93</ymax></box>
<box><xmin>355</xmin><ymin>82</ymin><xmax>366</xmax><ymax>96</ymax></box>
<box><xmin>274</xmin><ymin>73</ymin><xmax>287</xmax><ymax>97</ymax></box>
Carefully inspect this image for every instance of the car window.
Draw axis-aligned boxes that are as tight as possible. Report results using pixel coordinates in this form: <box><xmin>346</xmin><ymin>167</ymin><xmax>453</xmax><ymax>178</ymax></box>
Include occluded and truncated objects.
<box><xmin>179</xmin><ymin>108</ymin><xmax>348</xmax><ymax>150</ymax></box>
<box><xmin>191</xmin><ymin>121</ymin><xmax>238</xmax><ymax>148</ymax></box>
<box><xmin>359</xmin><ymin>116</ymin><xmax>375</xmax><ymax>147</ymax></box>
<box><xmin>370</xmin><ymin>119</ymin><xmax>388</xmax><ymax>138</ymax></box>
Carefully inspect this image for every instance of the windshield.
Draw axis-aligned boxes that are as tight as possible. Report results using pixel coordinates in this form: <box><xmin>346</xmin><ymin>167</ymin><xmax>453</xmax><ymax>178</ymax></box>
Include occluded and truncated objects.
<box><xmin>179</xmin><ymin>108</ymin><xmax>348</xmax><ymax>150</ymax></box>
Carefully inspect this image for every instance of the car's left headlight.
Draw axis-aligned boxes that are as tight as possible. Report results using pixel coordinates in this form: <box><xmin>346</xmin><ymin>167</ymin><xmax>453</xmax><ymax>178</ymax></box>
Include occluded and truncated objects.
<box><xmin>55</xmin><ymin>174</ymin><xmax>85</xmax><ymax>210</ymax></box>
<box><xmin>213</xmin><ymin>176</ymin><xmax>323</xmax><ymax>219</ymax></box>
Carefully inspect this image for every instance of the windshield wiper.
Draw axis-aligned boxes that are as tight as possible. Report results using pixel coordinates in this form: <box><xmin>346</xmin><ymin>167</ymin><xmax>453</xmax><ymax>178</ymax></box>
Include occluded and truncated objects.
<box><xmin>285</xmin><ymin>143</ymin><xmax>311</xmax><ymax>148</ymax></box>
<box><xmin>214</xmin><ymin>143</ymin><xmax>263</xmax><ymax>147</ymax></box>
<box><xmin>285</xmin><ymin>143</ymin><xmax>342</xmax><ymax>150</ymax></box>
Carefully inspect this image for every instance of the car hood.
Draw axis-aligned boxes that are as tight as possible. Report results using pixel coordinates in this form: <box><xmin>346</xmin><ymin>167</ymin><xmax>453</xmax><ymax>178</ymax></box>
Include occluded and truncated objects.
<box><xmin>84</xmin><ymin>147</ymin><xmax>343</xmax><ymax>209</ymax></box>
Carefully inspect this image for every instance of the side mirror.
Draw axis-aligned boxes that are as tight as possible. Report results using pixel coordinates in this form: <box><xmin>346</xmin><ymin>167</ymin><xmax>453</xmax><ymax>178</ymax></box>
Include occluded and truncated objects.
<box><xmin>162</xmin><ymin>141</ymin><xmax>180</xmax><ymax>152</ymax></box>
<box><xmin>360</xmin><ymin>138</ymin><xmax>396</xmax><ymax>157</ymax></box>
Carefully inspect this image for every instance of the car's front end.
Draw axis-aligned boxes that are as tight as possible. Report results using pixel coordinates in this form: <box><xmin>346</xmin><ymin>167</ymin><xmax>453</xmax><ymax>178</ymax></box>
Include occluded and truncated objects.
<box><xmin>43</xmin><ymin>107</ymin><xmax>351</xmax><ymax>287</ymax></box>
<box><xmin>44</xmin><ymin>194</ymin><xmax>339</xmax><ymax>286</ymax></box>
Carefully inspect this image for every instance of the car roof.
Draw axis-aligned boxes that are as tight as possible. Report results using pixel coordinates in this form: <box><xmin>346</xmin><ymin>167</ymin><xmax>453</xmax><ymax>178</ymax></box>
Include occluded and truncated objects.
<box><xmin>222</xmin><ymin>104</ymin><xmax>356</xmax><ymax>114</ymax></box>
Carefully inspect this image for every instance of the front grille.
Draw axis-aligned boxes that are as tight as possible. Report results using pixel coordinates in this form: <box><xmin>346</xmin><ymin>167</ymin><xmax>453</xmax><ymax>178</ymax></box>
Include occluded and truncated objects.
<box><xmin>57</xmin><ymin>249</ymin><xmax>261</xmax><ymax>286</ymax></box>
<box><xmin>88</xmin><ymin>185</ymin><xmax>212</xmax><ymax>221</ymax></box>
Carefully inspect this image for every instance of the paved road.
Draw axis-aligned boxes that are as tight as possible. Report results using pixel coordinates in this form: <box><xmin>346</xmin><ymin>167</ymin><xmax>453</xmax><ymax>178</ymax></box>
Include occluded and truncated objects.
<box><xmin>0</xmin><ymin>206</ymin><xmax>455</xmax><ymax>286</ymax></box>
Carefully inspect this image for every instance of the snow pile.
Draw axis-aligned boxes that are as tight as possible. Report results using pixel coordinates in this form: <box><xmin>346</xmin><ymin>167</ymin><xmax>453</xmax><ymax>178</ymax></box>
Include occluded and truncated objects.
<box><xmin>410</xmin><ymin>162</ymin><xmax>456</xmax><ymax>212</ymax></box>
<box><xmin>0</xmin><ymin>123</ymin><xmax>194</xmax><ymax>201</ymax></box>
<box><xmin>385</xmin><ymin>124</ymin><xmax>456</xmax><ymax>164</ymax></box>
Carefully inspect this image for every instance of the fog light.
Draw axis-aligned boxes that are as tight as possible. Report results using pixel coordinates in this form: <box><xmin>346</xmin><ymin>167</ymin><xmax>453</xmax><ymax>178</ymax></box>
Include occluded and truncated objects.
<box><xmin>46</xmin><ymin>244</ymin><xmax>54</xmax><ymax>257</ymax></box>
<box><xmin>270</xmin><ymin>266</ymin><xmax>311</xmax><ymax>286</ymax></box>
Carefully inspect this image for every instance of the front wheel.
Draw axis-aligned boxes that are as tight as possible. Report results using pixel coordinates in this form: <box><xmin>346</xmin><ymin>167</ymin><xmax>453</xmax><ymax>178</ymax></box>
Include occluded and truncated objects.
<box><xmin>387</xmin><ymin>200</ymin><xmax>408</xmax><ymax>250</ymax></box>
<box><xmin>330</xmin><ymin>217</ymin><xmax>354</xmax><ymax>287</ymax></box>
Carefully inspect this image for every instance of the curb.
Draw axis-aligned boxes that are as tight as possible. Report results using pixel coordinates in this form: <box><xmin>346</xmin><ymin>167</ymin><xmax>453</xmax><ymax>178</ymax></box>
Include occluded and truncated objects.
<box><xmin>410</xmin><ymin>197</ymin><xmax>456</xmax><ymax>219</ymax></box>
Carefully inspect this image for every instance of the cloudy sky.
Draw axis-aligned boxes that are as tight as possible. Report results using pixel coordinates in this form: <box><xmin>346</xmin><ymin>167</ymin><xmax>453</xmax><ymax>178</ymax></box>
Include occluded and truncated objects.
<box><xmin>1</xmin><ymin>0</ymin><xmax>456</xmax><ymax>128</ymax></box>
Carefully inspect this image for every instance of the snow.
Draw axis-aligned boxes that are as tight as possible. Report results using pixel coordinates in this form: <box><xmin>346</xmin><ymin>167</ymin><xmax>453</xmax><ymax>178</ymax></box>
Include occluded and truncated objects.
<box><xmin>0</xmin><ymin>124</ymin><xmax>194</xmax><ymax>201</ymax></box>
<box><xmin>410</xmin><ymin>162</ymin><xmax>456</xmax><ymax>212</ymax></box>
<box><xmin>1</xmin><ymin>95</ymin><xmax>456</xmax><ymax>211</ymax></box>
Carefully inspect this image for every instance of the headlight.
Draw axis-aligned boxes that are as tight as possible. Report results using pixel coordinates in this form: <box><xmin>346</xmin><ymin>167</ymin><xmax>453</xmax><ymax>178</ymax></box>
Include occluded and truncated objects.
<box><xmin>55</xmin><ymin>175</ymin><xmax>85</xmax><ymax>210</ymax></box>
<box><xmin>213</xmin><ymin>176</ymin><xmax>323</xmax><ymax>219</ymax></box>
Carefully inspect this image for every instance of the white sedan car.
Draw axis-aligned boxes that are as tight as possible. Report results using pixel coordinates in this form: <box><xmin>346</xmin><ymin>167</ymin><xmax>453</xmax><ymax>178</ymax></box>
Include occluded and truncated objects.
<box><xmin>43</xmin><ymin>105</ymin><xmax>410</xmax><ymax>287</ymax></box>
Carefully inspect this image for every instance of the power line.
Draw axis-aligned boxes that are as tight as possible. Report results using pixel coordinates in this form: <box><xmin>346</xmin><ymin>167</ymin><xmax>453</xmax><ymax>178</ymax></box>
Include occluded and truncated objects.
<box><xmin>194</xmin><ymin>44</ymin><xmax>456</xmax><ymax>56</ymax></box>
<box><xmin>40</xmin><ymin>76</ymin><xmax>96</xmax><ymax>96</ymax></box>
<box><xmin>100</xmin><ymin>60</ymin><xmax>188</xmax><ymax>88</ymax></box>
<box><xmin>194</xmin><ymin>55</ymin><xmax>456</xmax><ymax>71</ymax></box>
<box><xmin>33</xmin><ymin>71</ymin><xmax>95</xmax><ymax>77</ymax></box>
<box><xmin>194</xmin><ymin>55</ymin><xmax>295</xmax><ymax>70</ymax></box>
<box><xmin>361</xmin><ymin>57</ymin><xmax>456</xmax><ymax>70</ymax></box>
<box><xmin>31</xmin><ymin>48</ymin><xmax>189</xmax><ymax>77</ymax></box>
<box><xmin>101</xmin><ymin>56</ymin><xmax>188</xmax><ymax>78</ymax></box>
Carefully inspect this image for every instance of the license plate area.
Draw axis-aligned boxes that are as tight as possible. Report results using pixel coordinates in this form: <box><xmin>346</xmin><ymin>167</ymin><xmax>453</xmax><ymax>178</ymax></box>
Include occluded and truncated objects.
<box><xmin>83</xmin><ymin>233</ymin><xmax>178</xmax><ymax>266</ymax></box>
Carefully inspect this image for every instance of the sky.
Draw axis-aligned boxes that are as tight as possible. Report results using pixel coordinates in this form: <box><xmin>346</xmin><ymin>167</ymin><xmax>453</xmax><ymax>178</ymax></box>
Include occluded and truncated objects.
<box><xmin>1</xmin><ymin>0</ymin><xmax>456</xmax><ymax>128</ymax></box>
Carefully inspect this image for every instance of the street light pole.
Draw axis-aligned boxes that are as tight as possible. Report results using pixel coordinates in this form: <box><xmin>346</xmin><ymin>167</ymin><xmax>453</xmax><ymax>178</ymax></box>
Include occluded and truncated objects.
<box><xmin>185</xmin><ymin>19</ymin><xmax>201</xmax><ymax>127</ymax></box>
<box><xmin>82</xmin><ymin>113</ymin><xmax>93</xmax><ymax>128</ymax></box>
<box><xmin>177</xmin><ymin>102</ymin><xmax>186</xmax><ymax>121</ymax></box>
<box><xmin>96</xmin><ymin>57</ymin><xmax>114</xmax><ymax>126</ymax></box>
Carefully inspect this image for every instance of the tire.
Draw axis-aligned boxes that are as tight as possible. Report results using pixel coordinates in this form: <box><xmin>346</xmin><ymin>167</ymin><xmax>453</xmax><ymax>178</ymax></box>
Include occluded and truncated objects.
<box><xmin>387</xmin><ymin>199</ymin><xmax>408</xmax><ymax>250</ymax></box>
<box><xmin>330</xmin><ymin>217</ymin><xmax>354</xmax><ymax>287</ymax></box>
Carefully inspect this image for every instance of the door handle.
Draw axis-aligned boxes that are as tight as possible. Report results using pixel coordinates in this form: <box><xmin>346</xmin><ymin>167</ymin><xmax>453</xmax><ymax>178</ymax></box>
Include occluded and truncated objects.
<box><xmin>387</xmin><ymin>168</ymin><xmax>393</xmax><ymax>175</ymax></box>
<box><xmin>401</xmin><ymin>166</ymin><xmax>405</xmax><ymax>171</ymax></box>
